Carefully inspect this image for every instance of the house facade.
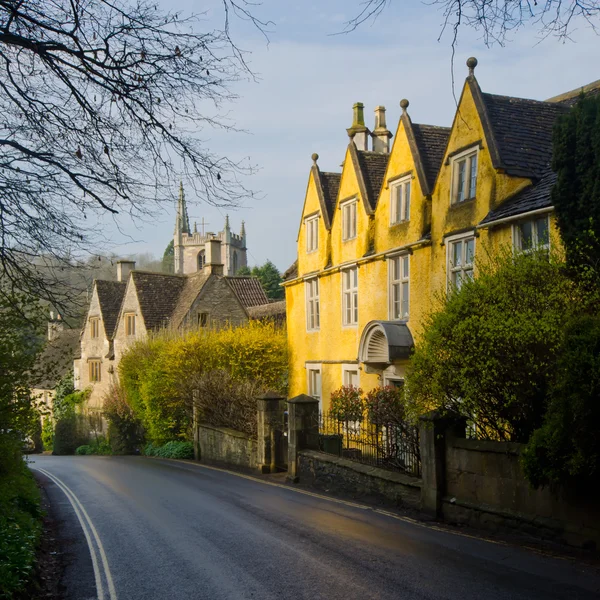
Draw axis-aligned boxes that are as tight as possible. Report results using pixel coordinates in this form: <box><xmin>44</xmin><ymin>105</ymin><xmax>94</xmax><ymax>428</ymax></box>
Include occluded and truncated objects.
<box><xmin>284</xmin><ymin>58</ymin><xmax>597</xmax><ymax>412</ymax></box>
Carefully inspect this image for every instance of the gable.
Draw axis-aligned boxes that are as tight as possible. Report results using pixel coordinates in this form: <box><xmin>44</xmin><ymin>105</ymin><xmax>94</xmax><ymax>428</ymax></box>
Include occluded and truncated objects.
<box><xmin>95</xmin><ymin>279</ymin><xmax>127</xmax><ymax>339</ymax></box>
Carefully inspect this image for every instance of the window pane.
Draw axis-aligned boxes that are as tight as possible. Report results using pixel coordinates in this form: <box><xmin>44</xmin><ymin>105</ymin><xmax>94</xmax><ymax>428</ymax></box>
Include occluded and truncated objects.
<box><xmin>452</xmin><ymin>241</ymin><xmax>462</xmax><ymax>267</ymax></box>
<box><xmin>352</xmin><ymin>267</ymin><xmax>358</xmax><ymax>287</ymax></box>
<box><xmin>404</xmin><ymin>182</ymin><xmax>411</xmax><ymax>221</ymax></box>
<box><xmin>401</xmin><ymin>282</ymin><xmax>409</xmax><ymax>318</ymax></box>
<box><xmin>536</xmin><ymin>218</ymin><xmax>549</xmax><ymax>247</ymax></box>
<box><xmin>394</xmin><ymin>185</ymin><xmax>402</xmax><ymax>223</ymax></box>
<box><xmin>392</xmin><ymin>283</ymin><xmax>400</xmax><ymax>319</ymax></box>
<box><xmin>519</xmin><ymin>222</ymin><xmax>533</xmax><ymax>249</ymax></box>
<box><xmin>457</xmin><ymin>160</ymin><xmax>466</xmax><ymax>202</ymax></box>
<box><xmin>353</xmin><ymin>291</ymin><xmax>358</xmax><ymax>323</ymax></box>
<box><xmin>469</xmin><ymin>154</ymin><xmax>477</xmax><ymax>198</ymax></box>
<box><xmin>402</xmin><ymin>255</ymin><xmax>409</xmax><ymax>278</ymax></box>
<box><xmin>465</xmin><ymin>239</ymin><xmax>475</xmax><ymax>264</ymax></box>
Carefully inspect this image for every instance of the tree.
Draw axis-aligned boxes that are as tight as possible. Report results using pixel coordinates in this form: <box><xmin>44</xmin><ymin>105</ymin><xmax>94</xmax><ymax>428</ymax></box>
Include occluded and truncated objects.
<box><xmin>346</xmin><ymin>1</ymin><xmax>599</xmax><ymax>48</ymax></box>
<box><xmin>162</xmin><ymin>240</ymin><xmax>174</xmax><ymax>274</ymax></box>
<box><xmin>0</xmin><ymin>1</ymin><xmax>264</xmax><ymax>309</ymax></box>
<box><xmin>406</xmin><ymin>250</ymin><xmax>576</xmax><ymax>442</ymax></box>
<box><xmin>552</xmin><ymin>94</ymin><xmax>600</xmax><ymax>287</ymax></box>
<box><xmin>251</xmin><ymin>260</ymin><xmax>283</xmax><ymax>300</ymax></box>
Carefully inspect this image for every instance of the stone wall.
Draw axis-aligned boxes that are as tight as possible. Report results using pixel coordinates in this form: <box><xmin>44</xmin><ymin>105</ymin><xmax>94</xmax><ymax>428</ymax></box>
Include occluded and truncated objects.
<box><xmin>298</xmin><ymin>450</ymin><xmax>422</xmax><ymax>509</ymax></box>
<box><xmin>443</xmin><ymin>436</ymin><xmax>600</xmax><ymax>549</ymax></box>
<box><xmin>198</xmin><ymin>424</ymin><xmax>257</xmax><ymax>470</ymax></box>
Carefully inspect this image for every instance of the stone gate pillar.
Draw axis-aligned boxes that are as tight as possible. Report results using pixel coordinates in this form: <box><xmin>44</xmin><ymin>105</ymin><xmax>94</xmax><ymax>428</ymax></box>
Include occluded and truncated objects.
<box><xmin>257</xmin><ymin>392</ymin><xmax>285</xmax><ymax>474</ymax></box>
<box><xmin>287</xmin><ymin>394</ymin><xmax>320</xmax><ymax>483</ymax></box>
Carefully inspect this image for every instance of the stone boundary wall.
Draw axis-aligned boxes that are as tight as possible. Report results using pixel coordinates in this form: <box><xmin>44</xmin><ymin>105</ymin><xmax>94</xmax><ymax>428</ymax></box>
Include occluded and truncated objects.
<box><xmin>198</xmin><ymin>424</ymin><xmax>257</xmax><ymax>471</ymax></box>
<box><xmin>298</xmin><ymin>450</ymin><xmax>422</xmax><ymax>510</ymax></box>
<box><xmin>444</xmin><ymin>436</ymin><xmax>600</xmax><ymax>549</ymax></box>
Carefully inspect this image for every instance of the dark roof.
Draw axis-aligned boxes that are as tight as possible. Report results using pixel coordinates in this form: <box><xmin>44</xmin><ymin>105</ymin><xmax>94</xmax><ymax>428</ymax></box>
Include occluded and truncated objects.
<box><xmin>481</xmin><ymin>93</ymin><xmax>568</xmax><ymax>178</ymax></box>
<box><xmin>131</xmin><ymin>271</ymin><xmax>187</xmax><ymax>331</ymax></box>
<box><xmin>32</xmin><ymin>329</ymin><xmax>80</xmax><ymax>389</ymax></box>
<box><xmin>170</xmin><ymin>271</ymin><xmax>211</xmax><ymax>328</ymax></box>
<box><xmin>411</xmin><ymin>124</ymin><xmax>451</xmax><ymax>192</ymax></box>
<box><xmin>546</xmin><ymin>79</ymin><xmax>600</xmax><ymax>106</ymax></box>
<box><xmin>224</xmin><ymin>276</ymin><xmax>269</xmax><ymax>308</ymax></box>
<box><xmin>283</xmin><ymin>261</ymin><xmax>298</xmax><ymax>281</ymax></box>
<box><xmin>480</xmin><ymin>169</ymin><xmax>556</xmax><ymax>225</ymax></box>
<box><xmin>320</xmin><ymin>172</ymin><xmax>341</xmax><ymax>224</ymax></box>
<box><xmin>356</xmin><ymin>150</ymin><xmax>389</xmax><ymax>210</ymax></box>
<box><xmin>95</xmin><ymin>280</ymin><xmax>127</xmax><ymax>339</ymax></box>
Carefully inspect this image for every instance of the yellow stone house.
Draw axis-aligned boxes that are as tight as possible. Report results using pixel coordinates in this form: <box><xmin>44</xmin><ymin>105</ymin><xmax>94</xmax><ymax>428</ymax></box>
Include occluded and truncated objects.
<box><xmin>284</xmin><ymin>58</ymin><xmax>600</xmax><ymax>412</ymax></box>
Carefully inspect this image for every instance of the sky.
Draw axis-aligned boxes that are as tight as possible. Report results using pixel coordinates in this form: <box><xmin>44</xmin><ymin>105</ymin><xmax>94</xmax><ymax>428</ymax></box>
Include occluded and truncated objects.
<box><xmin>102</xmin><ymin>0</ymin><xmax>600</xmax><ymax>272</ymax></box>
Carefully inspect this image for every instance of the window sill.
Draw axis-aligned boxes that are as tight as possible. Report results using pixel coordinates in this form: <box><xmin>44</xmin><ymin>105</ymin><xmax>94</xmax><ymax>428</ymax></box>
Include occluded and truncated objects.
<box><xmin>390</xmin><ymin>219</ymin><xmax>410</xmax><ymax>227</ymax></box>
<box><xmin>342</xmin><ymin>237</ymin><xmax>357</xmax><ymax>243</ymax></box>
<box><xmin>306</xmin><ymin>329</ymin><xmax>320</xmax><ymax>333</ymax></box>
<box><xmin>342</xmin><ymin>323</ymin><xmax>359</xmax><ymax>329</ymax></box>
<box><xmin>306</xmin><ymin>249</ymin><xmax>318</xmax><ymax>255</ymax></box>
<box><xmin>450</xmin><ymin>197</ymin><xmax>476</xmax><ymax>208</ymax></box>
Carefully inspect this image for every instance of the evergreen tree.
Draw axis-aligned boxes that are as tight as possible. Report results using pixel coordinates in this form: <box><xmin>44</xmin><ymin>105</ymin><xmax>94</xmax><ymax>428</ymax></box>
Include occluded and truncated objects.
<box><xmin>552</xmin><ymin>94</ymin><xmax>600</xmax><ymax>283</ymax></box>
<box><xmin>252</xmin><ymin>261</ymin><xmax>284</xmax><ymax>300</ymax></box>
<box><xmin>162</xmin><ymin>241</ymin><xmax>175</xmax><ymax>274</ymax></box>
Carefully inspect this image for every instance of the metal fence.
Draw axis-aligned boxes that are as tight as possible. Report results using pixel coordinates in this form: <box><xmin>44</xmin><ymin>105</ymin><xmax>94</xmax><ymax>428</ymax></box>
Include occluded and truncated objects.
<box><xmin>317</xmin><ymin>411</ymin><xmax>422</xmax><ymax>477</ymax></box>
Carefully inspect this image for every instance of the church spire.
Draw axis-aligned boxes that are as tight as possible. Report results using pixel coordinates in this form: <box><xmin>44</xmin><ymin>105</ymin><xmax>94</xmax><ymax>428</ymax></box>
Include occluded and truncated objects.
<box><xmin>175</xmin><ymin>181</ymin><xmax>190</xmax><ymax>235</ymax></box>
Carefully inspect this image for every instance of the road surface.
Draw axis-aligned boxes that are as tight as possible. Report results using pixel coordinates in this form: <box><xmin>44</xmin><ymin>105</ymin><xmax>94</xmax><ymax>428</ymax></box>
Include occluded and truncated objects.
<box><xmin>29</xmin><ymin>455</ymin><xmax>600</xmax><ymax>600</ymax></box>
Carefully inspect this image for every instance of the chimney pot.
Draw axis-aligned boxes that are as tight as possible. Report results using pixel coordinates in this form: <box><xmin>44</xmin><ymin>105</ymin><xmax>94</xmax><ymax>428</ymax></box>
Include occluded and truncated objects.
<box><xmin>346</xmin><ymin>102</ymin><xmax>371</xmax><ymax>151</ymax></box>
<box><xmin>117</xmin><ymin>259</ymin><xmax>136</xmax><ymax>282</ymax></box>
<box><xmin>372</xmin><ymin>105</ymin><xmax>392</xmax><ymax>154</ymax></box>
<box><xmin>205</xmin><ymin>238</ymin><xmax>223</xmax><ymax>275</ymax></box>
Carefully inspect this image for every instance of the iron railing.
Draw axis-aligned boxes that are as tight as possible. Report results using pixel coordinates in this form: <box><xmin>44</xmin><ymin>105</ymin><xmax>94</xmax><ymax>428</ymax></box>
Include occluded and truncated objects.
<box><xmin>317</xmin><ymin>411</ymin><xmax>421</xmax><ymax>477</ymax></box>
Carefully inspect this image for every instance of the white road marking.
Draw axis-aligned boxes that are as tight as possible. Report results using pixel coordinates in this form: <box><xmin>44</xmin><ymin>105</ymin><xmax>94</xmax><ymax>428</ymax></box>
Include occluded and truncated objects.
<box><xmin>34</xmin><ymin>467</ymin><xmax>118</xmax><ymax>600</ymax></box>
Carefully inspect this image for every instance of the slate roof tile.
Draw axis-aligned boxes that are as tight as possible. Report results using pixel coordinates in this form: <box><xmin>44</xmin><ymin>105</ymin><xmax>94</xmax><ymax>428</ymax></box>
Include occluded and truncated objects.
<box><xmin>356</xmin><ymin>151</ymin><xmax>389</xmax><ymax>210</ymax></box>
<box><xmin>224</xmin><ymin>276</ymin><xmax>269</xmax><ymax>308</ymax></box>
<box><xmin>283</xmin><ymin>260</ymin><xmax>298</xmax><ymax>281</ymax></box>
<box><xmin>411</xmin><ymin>124</ymin><xmax>451</xmax><ymax>192</ymax></box>
<box><xmin>479</xmin><ymin>169</ymin><xmax>556</xmax><ymax>225</ymax></box>
<box><xmin>131</xmin><ymin>271</ymin><xmax>187</xmax><ymax>331</ymax></box>
<box><xmin>170</xmin><ymin>271</ymin><xmax>211</xmax><ymax>328</ymax></box>
<box><xmin>320</xmin><ymin>172</ymin><xmax>341</xmax><ymax>224</ymax></box>
<box><xmin>32</xmin><ymin>329</ymin><xmax>81</xmax><ymax>389</ymax></box>
<box><xmin>481</xmin><ymin>93</ymin><xmax>568</xmax><ymax>178</ymax></box>
<box><xmin>95</xmin><ymin>280</ymin><xmax>127</xmax><ymax>339</ymax></box>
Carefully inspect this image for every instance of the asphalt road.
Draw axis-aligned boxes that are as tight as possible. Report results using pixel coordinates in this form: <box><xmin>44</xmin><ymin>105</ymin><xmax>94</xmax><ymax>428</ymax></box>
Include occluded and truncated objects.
<box><xmin>29</xmin><ymin>455</ymin><xmax>600</xmax><ymax>600</ymax></box>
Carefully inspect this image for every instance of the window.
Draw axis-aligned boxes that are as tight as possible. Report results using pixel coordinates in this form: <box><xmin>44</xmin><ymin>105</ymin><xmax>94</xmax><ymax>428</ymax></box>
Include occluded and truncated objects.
<box><xmin>451</xmin><ymin>148</ymin><xmax>478</xmax><ymax>203</ymax></box>
<box><xmin>198</xmin><ymin>312</ymin><xmax>209</xmax><ymax>327</ymax></box>
<box><xmin>90</xmin><ymin>317</ymin><xmax>100</xmax><ymax>339</ymax></box>
<box><xmin>89</xmin><ymin>360</ymin><xmax>101</xmax><ymax>383</ymax></box>
<box><xmin>125</xmin><ymin>313</ymin><xmax>136</xmax><ymax>336</ymax></box>
<box><xmin>342</xmin><ymin>365</ymin><xmax>359</xmax><ymax>388</ymax></box>
<box><xmin>307</xmin><ymin>366</ymin><xmax>322</xmax><ymax>410</ymax></box>
<box><xmin>341</xmin><ymin>199</ymin><xmax>357</xmax><ymax>241</ymax></box>
<box><xmin>342</xmin><ymin>267</ymin><xmax>358</xmax><ymax>326</ymax></box>
<box><xmin>306</xmin><ymin>278</ymin><xmax>320</xmax><ymax>331</ymax></box>
<box><xmin>197</xmin><ymin>250</ymin><xmax>205</xmax><ymax>271</ymax></box>
<box><xmin>390</xmin><ymin>177</ymin><xmax>411</xmax><ymax>224</ymax></box>
<box><xmin>448</xmin><ymin>235</ymin><xmax>475</xmax><ymax>290</ymax></box>
<box><xmin>306</xmin><ymin>216</ymin><xmax>319</xmax><ymax>252</ymax></box>
<box><xmin>389</xmin><ymin>255</ymin><xmax>410</xmax><ymax>320</ymax></box>
<box><xmin>514</xmin><ymin>216</ymin><xmax>550</xmax><ymax>252</ymax></box>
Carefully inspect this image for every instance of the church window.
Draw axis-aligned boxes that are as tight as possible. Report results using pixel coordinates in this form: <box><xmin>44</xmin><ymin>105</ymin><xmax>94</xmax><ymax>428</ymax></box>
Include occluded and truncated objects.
<box><xmin>90</xmin><ymin>317</ymin><xmax>100</xmax><ymax>339</ymax></box>
<box><xmin>125</xmin><ymin>313</ymin><xmax>136</xmax><ymax>336</ymax></box>
<box><xmin>197</xmin><ymin>250</ymin><xmax>206</xmax><ymax>271</ymax></box>
<box><xmin>89</xmin><ymin>359</ymin><xmax>101</xmax><ymax>383</ymax></box>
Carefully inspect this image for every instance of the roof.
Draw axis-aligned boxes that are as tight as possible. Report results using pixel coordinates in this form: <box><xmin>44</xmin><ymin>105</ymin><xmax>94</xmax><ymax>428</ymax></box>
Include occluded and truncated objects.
<box><xmin>32</xmin><ymin>329</ymin><xmax>80</xmax><ymax>389</ymax></box>
<box><xmin>283</xmin><ymin>261</ymin><xmax>298</xmax><ymax>281</ymax></box>
<box><xmin>411</xmin><ymin>124</ymin><xmax>451</xmax><ymax>193</ymax></box>
<box><xmin>169</xmin><ymin>270</ymin><xmax>211</xmax><ymax>328</ymax></box>
<box><xmin>247</xmin><ymin>300</ymin><xmax>287</xmax><ymax>321</ymax></box>
<box><xmin>480</xmin><ymin>168</ymin><xmax>556</xmax><ymax>225</ymax></box>
<box><xmin>320</xmin><ymin>172</ymin><xmax>341</xmax><ymax>224</ymax></box>
<box><xmin>95</xmin><ymin>280</ymin><xmax>127</xmax><ymax>339</ymax></box>
<box><xmin>224</xmin><ymin>276</ymin><xmax>269</xmax><ymax>308</ymax></box>
<box><xmin>546</xmin><ymin>79</ymin><xmax>600</xmax><ymax>106</ymax></box>
<box><xmin>131</xmin><ymin>271</ymin><xmax>187</xmax><ymax>331</ymax></box>
<box><xmin>356</xmin><ymin>150</ymin><xmax>389</xmax><ymax>210</ymax></box>
<box><xmin>480</xmin><ymin>92</ymin><xmax>568</xmax><ymax>178</ymax></box>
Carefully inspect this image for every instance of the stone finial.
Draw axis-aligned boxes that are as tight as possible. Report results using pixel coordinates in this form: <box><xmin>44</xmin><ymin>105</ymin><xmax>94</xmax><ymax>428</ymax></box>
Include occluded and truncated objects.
<box><xmin>467</xmin><ymin>56</ymin><xmax>478</xmax><ymax>77</ymax></box>
<box><xmin>240</xmin><ymin>220</ymin><xmax>246</xmax><ymax>239</ymax></box>
<box><xmin>311</xmin><ymin>153</ymin><xmax>319</xmax><ymax>165</ymax></box>
<box><xmin>194</xmin><ymin>221</ymin><xmax>198</xmax><ymax>234</ymax></box>
<box><xmin>400</xmin><ymin>98</ymin><xmax>409</xmax><ymax>112</ymax></box>
<box><xmin>225</xmin><ymin>214</ymin><xmax>230</xmax><ymax>230</ymax></box>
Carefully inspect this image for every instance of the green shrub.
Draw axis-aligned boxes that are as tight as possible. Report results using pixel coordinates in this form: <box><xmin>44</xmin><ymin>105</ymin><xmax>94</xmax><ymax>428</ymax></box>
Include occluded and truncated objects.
<box><xmin>522</xmin><ymin>315</ymin><xmax>600</xmax><ymax>493</ymax></box>
<box><xmin>330</xmin><ymin>385</ymin><xmax>364</xmax><ymax>422</ymax></box>
<box><xmin>0</xmin><ymin>452</ymin><xmax>42</xmax><ymax>598</ymax></box>
<box><xmin>41</xmin><ymin>418</ymin><xmax>54</xmax><ymax>452</ymax></box>
<box><xmin>144</xmin><ymin>441</ymin><xmax>193</xmax><ymax>459</ymax></box>
<box><xmin>53</xmin><ymin>414</ymin><xmax>89</xmax><ymax>455</ymax></box>
<box><xmin>103</xmin><ymin>383</ymin><xmax>143</xmax><ymax>455</ymax></box>
<box><xmin>75</xmin><ymin>444</ymin><xmax>92</xmax><ymax>455</ymax></box>
<box><xmin>75</xmin><ymin>438</ymin><xmax>112</xmax><ymax>456</ymax></box>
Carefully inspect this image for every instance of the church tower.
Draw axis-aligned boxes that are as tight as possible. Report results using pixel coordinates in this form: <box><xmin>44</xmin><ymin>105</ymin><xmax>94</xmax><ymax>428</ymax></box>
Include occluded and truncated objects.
<box><xmin>173</xmin><ymin>184</ymin><xmax>247</xmax><ymax>276</ymax></box>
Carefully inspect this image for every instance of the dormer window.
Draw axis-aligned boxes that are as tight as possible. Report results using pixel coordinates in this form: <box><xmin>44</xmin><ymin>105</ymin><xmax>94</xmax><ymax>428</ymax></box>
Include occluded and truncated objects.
<box><xmin>451</xmin><ymin>147</ymin><xmax>478</xmax><ymax>204</ymax></box>
<box><xmin>305</xmin><ymin>215</ymin><xmax>319</xmax><ymax>253</ymax></box>
<box><xmin>341</xmin><ymin>199</ymin><xmax>357</xmax><ymax>241</ymax></box>
<box><xmin>390</xmin><ymin>176</ymin><xmax>411</xmax><ymax>224</ymax></box>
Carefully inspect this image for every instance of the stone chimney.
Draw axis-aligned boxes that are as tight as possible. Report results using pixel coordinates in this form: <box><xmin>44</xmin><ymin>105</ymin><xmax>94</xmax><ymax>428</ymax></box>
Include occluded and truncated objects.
<box><xmin>205</xmin><ymin>238</ymin><xmax>223</xmax><ymax>275</ymax></box>
<box><xmin>48</xmin><ymin>312</ymin><xmax>65</xmax><ymax>341</ymax></box>
<box><xmin>346</xmin><ymin>102</ymin><xmax>371</xmax><ymax>151</ymax></box>
<box><xmin>117</xmin><ymin>260</ymin><xmax>136</xmax><ymax>282</ymax></box>
<box><xmin>372</xmin><ymin>105</ymin><xmax>392</xmax><ymax>153</ymax></box>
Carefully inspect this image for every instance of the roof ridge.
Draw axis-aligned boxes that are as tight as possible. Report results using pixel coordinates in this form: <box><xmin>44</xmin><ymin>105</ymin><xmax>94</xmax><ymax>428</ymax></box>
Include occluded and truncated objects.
<box><xmin>546</xmin><ymin>78</ymin><xmax>600</xmax><ymax>103</ymax></box>
<box><xmin>412</xmin><ymin>123</ymin><xmax>451</xmax><ymax>131</ymax></box>
<box><xmin>482</xmin><ymin>91</ymin><xmax>564</xmax><ymax>107</ymax></box>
